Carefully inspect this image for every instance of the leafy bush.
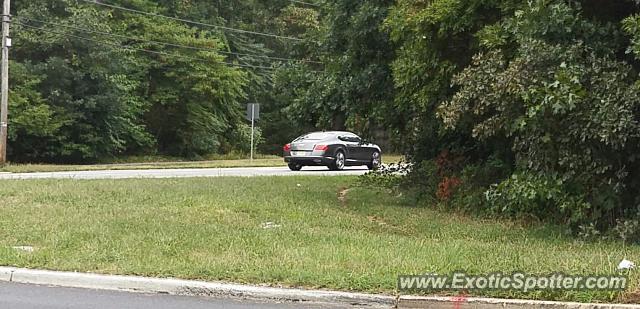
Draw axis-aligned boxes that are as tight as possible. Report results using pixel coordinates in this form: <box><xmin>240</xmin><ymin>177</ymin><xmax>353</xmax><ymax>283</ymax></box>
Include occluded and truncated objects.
<box><xmin>485</xmin><ymin>172</ymin><xmax>591</xmax><ymax>226</ymax></box>
<box><xmin>436</xmin><ymin>1</ymin><xmax>640</xmax><ymax>239</ymax></box>
<box><xmin>221</xmin><ymin>123</ymin><xmax>264</xmax><ymax>155</ymax></box>
<box><xmin>358</xmin><ymin>160</ymin><xmax>439</xmax><ymax>204</ymax></box>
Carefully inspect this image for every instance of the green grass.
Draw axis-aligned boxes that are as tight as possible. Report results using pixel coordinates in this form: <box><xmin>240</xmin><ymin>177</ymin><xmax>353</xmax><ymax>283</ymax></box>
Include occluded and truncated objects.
<box><xmin>0</xmin><ymin>176</ymin><xmax>633</xmax><ymax>302</ymax></box>
<box><xmin>0</xmin><ymin>154</ymin><xmax>404</xmax><ymax>173</ymax></box>
<box><xmin>97</xmin><ymin>152</ymin><xmax>280</xmax><ymax>164</ymax></box>
<box><xmin>0</xmin><ymin>158</ymin><xmax>286</xmax><ymax>173</ymax></box>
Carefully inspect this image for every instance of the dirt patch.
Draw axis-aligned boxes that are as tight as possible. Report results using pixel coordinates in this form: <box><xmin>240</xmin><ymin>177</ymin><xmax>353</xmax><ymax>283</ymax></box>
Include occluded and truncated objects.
<box><xmin>337</xmin><ymin>186</ymin><xmax>351</xmax><ymax>205</ymax></box>
<box><xmin>367</xmin><ymin>215</ymin><xmax>412</xmax><ymax>236</ymax></box>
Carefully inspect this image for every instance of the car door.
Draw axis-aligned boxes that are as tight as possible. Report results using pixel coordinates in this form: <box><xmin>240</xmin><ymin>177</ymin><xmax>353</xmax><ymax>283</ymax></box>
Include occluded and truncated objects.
<box><xmin>353</xmin><ymin>135</ymin><xmax>374</xmax><ymax>161</ymax></box>
<box><xmin>358</xmin><ymin>137</ymin><xmax>377</xmax><ymax>161</ymax></box>
<box><xmin>339</xmin><ymin>135</ymin><xmax>360</xmax><ymax>162</ymax></box>
<box><xmin>346</xmin><ymin>134</ymin><xmax>367</xmax><ymax>162</ymax></box>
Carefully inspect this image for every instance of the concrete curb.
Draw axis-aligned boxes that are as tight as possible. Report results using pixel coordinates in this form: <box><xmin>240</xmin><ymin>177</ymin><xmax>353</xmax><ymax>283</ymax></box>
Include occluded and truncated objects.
<box><xmin>0</xmin><ymin>267</ymin><xmax>395</xmax><ymax>307</ymax></box>
<box><xmin>398</xmin><ymin>295</ymin><xmax>640</xmax><ymax>309</ymax></box>
<box><xmin>0</xmin><ymin>267</ymin><xmax>639</xmax><ymax>308</ymax></box>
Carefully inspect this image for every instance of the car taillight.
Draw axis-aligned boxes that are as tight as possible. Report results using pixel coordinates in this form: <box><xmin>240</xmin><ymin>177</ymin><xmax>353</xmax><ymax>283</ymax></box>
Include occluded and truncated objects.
<box><xmin>283</xmin><ymin>144</ymin><xmax>291</xmax><ymax>151</ymax></box>
<box><xmin>314</xmin><ymin>145</ymin><xmax>328</xmax><ymax>151</ymax></box>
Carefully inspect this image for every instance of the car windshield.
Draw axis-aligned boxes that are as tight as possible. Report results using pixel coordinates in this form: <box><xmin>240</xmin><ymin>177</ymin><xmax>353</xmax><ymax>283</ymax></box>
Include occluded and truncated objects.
<box><xmin>296</xmin><ymin>132</ymin><xmax>334</xmax><ymax>141</ymax></box>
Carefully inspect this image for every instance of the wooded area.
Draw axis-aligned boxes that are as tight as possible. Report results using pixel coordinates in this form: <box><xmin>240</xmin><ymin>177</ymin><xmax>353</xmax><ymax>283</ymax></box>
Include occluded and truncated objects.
<box><xmin>9</xmin><ymin>0</ymin><xmax>640</xmax><ymax>238</ymax></box>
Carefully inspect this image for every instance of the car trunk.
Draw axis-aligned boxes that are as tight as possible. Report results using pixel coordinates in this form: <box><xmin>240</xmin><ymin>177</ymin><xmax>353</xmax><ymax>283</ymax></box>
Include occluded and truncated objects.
<box><xmin>290</xmin><ymin>141</ymin><xmax>318</xmax><ymax>156</ymax></box>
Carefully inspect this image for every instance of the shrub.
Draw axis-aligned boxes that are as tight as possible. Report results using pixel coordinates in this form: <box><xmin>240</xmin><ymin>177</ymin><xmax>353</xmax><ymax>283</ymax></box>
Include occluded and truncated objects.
<box><xmin>437</xmin><ymin>1</ymin><xmax>640</xmax><ymax>240</ymax></box>
<box><xmin>485</xmin><ymin>172</ymin><xmax>593</xmax><ymax>227</ymax></box>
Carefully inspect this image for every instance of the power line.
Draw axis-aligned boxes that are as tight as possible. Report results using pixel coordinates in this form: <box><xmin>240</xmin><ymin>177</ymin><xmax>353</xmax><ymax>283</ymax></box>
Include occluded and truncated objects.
<box><xmin>290</xmin><ymin>0</ymin><xmax>321</xmax><ymax>7</ymax></box>
<box><xmin>77</xmin><ymin>0</ymin><xmax>313</xmax><ymax>43</ymax></box>
<box><xmin>18</xmin><ymin>17</ymin><xmax>322</xmax><ymax>64</ymax></box>
<box><xmin>15</xmin><ymin>22</ymin><xmax>280</xmax><ymax>71</ymax></box>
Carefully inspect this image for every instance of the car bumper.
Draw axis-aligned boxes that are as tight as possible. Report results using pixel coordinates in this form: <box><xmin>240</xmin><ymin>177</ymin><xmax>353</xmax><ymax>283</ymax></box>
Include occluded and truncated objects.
<box><xmin>284</xmin><ymin>156</ymin><xmax>335</xmax><ymax>165</ymax></box>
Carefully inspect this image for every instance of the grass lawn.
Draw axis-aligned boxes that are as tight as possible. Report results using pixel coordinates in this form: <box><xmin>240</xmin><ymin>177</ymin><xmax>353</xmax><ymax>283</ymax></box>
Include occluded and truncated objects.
<box><xmin>0</xmin><ymin>157</ymin><xmax>286</xmax><ymax>173</ymax></box>
<box><xmin>0</xmin><ymin>154</ymin><xmax>404</xmax><ymax>173</ymax></box>
<box><xmin>0</xmin><ymin>176</ymin><xmax>636</xmax><ymax>303</ymax></box>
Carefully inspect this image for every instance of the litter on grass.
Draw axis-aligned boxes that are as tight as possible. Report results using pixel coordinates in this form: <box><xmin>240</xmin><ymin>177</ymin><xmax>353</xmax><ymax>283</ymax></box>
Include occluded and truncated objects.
<box><xmin>261</xmin><ymin>222</ymin><xmax>282</xmax><ymax>229</ymax></box>
<box><xmin>618</xmin><ymin>259</ymin><xmax>635</xmax><ymax>270</ymax></box>
<box><xmin>12</xmin><ymin>246</ymin><xmax>34</xmax><ymax>253</ymax></box>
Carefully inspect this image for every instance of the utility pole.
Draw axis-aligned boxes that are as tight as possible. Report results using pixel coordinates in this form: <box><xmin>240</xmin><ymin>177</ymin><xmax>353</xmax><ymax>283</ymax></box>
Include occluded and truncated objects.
<box><xmin>0</xmin><ymin>0</ymin><xmax>10</xmax><ymax>165</ymax></box>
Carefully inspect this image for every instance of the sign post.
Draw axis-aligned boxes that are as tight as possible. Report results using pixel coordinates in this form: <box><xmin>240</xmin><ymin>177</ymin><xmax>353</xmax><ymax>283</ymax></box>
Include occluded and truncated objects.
<box><xmin>250</xmin><ymin>104</ymin><xmax>255</xmax><ymax>161</ymax></box>
<box><xmin>246</xmin><ymin>103</ymin><xmax>260</xmax><ymax>161</ymax></box>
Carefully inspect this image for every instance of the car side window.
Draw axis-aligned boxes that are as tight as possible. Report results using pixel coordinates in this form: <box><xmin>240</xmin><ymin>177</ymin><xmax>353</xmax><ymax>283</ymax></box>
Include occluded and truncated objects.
<box><xmin>339</xmin><ymin>135</ymin><xmax>361</xmax><ymax>143</ymax></box>
<box><xmin>347</xmin><ymin>134</ymin><xmax>361</xmax><ymax>143</ymax></box>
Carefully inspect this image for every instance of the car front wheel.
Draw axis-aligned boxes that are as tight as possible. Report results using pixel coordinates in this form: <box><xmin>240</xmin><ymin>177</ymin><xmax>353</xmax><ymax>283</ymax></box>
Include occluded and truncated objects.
<box><xmin>367</xmin><ymin>151</ymin><xmax>381</xmax><ymax>170</ymax></box>
<box><xmin>288</xmin><ymin>163</ymin><xmax>303</xmax><ymax>171</ymax></box>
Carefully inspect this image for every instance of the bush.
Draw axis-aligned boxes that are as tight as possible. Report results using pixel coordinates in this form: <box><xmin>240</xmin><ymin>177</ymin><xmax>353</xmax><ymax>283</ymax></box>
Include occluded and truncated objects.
<box><xmin>221</xmin><ymin>123</ymin><xmax>264</xmax><ymax>155</ymax></box>
<box><xmin>435</xmin><ymin>1</ymin><xmax>640</xmax><ymax>240</ymax></box>
<box><xmin>485</xmin><ymin>172</ymin><xmax>590</xmax><ymax>226</ymax></box>
<box><xmin>358</xmin><ymin>160</ymin><xmax>439</xmax><ymax>204</ymax></box>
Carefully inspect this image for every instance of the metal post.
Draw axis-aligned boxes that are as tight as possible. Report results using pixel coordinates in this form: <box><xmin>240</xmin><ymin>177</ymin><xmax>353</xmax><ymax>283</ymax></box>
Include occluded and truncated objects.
<box><xmin>250</xmin><ymin>104</ymin><xmax>255</xmax><ymax>162</ymax></box>
<box><xmin>0</xmin><ymin>0</ymin><xmax>10</xmax><ymax>165</ymax></box>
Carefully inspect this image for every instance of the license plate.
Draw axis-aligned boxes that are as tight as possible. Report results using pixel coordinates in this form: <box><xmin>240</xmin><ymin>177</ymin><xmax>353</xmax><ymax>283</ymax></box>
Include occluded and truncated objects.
<box><xmin>292</xmin><ymin>151</ymin><xmax>309</xmax><ymax>156</ymax></box>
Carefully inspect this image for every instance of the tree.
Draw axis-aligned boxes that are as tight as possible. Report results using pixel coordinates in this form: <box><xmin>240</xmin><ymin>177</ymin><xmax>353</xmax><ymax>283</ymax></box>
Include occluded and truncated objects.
<box><xmin>273</xmin><ymin>0</ymin><xmax>395</xmax><ymax>141</ymax></box>
<box><xmin>439</xmin><ymin>1</ymin><xmax>640</xmax><ymax>230</ymax></box>
<box><xmin>11</xmin><ymin>0</ymin><xmax>250</xmax><ymax>161</ymax></box>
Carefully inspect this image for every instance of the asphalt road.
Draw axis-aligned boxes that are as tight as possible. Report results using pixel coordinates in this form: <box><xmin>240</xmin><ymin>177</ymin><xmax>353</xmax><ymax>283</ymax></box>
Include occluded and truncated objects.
<box><xmin>0</xmin><ymin>282</ymin><xmax>364</xmax><ymax>309</ymax></box>
<box><xmin>0</xmin><ymin>166</ymin><xmax>369</xmax><ymax>180</ymax></box>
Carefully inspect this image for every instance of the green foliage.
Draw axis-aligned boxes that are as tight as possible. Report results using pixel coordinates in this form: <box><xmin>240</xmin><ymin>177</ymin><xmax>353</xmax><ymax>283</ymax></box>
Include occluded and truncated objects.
<box><xmin>8</xmin><ymin>62</ymin><xmax>68</xmax><ymax>160</ymax></box>
<box><xmin>437</xmin><ymin>1</ymin><xmax>640</xmax><ymax>234</ymax></box>
<box><xmin>485</xmin><ymin>172</ymin><xmax>591</xmax><ymax>225</ymax></box>
<box><xmin>260</xmin><ymin>66</ymin><xmax>317</xmax><ymax>153</ymax></box>
<box><xmin>362</xmin><ymin>0</ymin><xmax>640</xmax><ymax>239</ymax></box>
<box><xmin>383</xmin><ymin>0</ymin><xmax>513</xmax><ymax>160</ymax></box>
<box><xmin>624</xmin><ymin>13</ymin><xmax>640</xmax><ymax>60</ymax></box>
<box><xmin>222</xmin><ymin>123</ymin><xmax>264</xmax><ymax>155</ymax></box>
<box><xmin>10</xmin><ymin>0</ymin><xmax>302</xmax><ymax>161</ymax></box>
<box><xmin>358</xmin><ymin>161</ymin><xmax>413</xmax><ymax>192</ymax></box>
<box><xmin>272</xmin><ymin>0</ymin><xmax>395</xmax><ymax>139</ymax></box>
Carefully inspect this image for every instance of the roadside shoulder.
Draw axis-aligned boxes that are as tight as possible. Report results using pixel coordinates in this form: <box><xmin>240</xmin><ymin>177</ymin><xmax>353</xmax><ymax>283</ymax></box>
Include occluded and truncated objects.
<box><xmin>1</xmin><ymin>267</ymin><xmax>638</xmax><ymax>309</ymax></box>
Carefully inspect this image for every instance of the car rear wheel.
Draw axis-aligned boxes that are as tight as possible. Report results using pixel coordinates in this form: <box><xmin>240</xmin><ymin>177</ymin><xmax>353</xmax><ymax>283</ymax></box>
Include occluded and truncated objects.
<box><xmin>288</xmin><ymin>163</ymin><xmax>303</xmax><ymax>171</ymax></box>
<box><xmin>329</xmin><ymin>151</ymin><xmax>345</xmax><ymax>171</ymax></box>
<box><xmin>367</xmin><ymin>151</ymin><xmax>381</xmax><ymax>170</ymax></box>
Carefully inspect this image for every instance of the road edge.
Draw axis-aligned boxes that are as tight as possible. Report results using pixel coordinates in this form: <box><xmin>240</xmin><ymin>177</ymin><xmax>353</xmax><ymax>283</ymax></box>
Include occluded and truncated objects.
<box><xmin>0</xmin><ymin>267</ymin><xmax>394</xmax><ymax>307</ymax></box>
<box><xmin>1</xmin><ymin>267</ymin><xmax>639</xmax><ymax>308</ymax></box>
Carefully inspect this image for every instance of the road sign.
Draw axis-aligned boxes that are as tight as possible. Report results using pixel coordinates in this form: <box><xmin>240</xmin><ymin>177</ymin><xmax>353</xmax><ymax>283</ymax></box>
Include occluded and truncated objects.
<box><xmin>246</xmin><ymin>103</ymin><xmax>260</xmax><ymax>121</ymax></box>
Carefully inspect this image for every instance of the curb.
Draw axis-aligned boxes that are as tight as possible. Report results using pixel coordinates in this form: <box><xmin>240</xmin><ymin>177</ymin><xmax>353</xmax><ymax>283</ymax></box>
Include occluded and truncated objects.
<box><xmin>398</xmin><ymin>295</ymin><xmax>640</xmax><ymax>309</ymax></box>
<box><xmin>0</xmin><ymin>267</ymin><xmax>639</xmax><ymax>308</ymax></box>
<box><xmin>0</xmin><ymin>267</ymin><xmax>395</xmax><ymax>307</ymax></box>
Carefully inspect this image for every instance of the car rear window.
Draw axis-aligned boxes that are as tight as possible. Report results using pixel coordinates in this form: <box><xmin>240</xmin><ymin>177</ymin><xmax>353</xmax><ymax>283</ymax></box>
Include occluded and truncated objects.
<box><xmin>298</xmin><ymin>132</ymin><xmax>333</xmax><ymax>140</ymax></box>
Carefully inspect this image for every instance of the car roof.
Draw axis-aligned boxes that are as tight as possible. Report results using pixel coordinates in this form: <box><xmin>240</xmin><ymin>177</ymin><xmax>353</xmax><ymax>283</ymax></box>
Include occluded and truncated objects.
<box><xmin>309</xmin><ymin>131</ymin><xmax>356</xmax><ymax>136</ymax></box>
<box><xmin>295</xmin><ymin>131</ymin><xmax>357</xmax><ymax>141</ymax></box>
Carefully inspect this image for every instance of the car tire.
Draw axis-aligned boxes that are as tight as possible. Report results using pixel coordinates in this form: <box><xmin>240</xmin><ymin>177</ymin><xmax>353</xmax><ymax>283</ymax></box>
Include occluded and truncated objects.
<box><xmin>329</xmin><ymin>150</ymin><xmax>345</xmax><ymax>171</ymax></box>
<box><xmin>288</xmin><ymin>163</ymin><xmax>303</xmax><ymax>171</ymax></box>
<box><xmin>367</xmin><ymin>151</ymin><xmax>381</xmax><ymax>170</ymax></box>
